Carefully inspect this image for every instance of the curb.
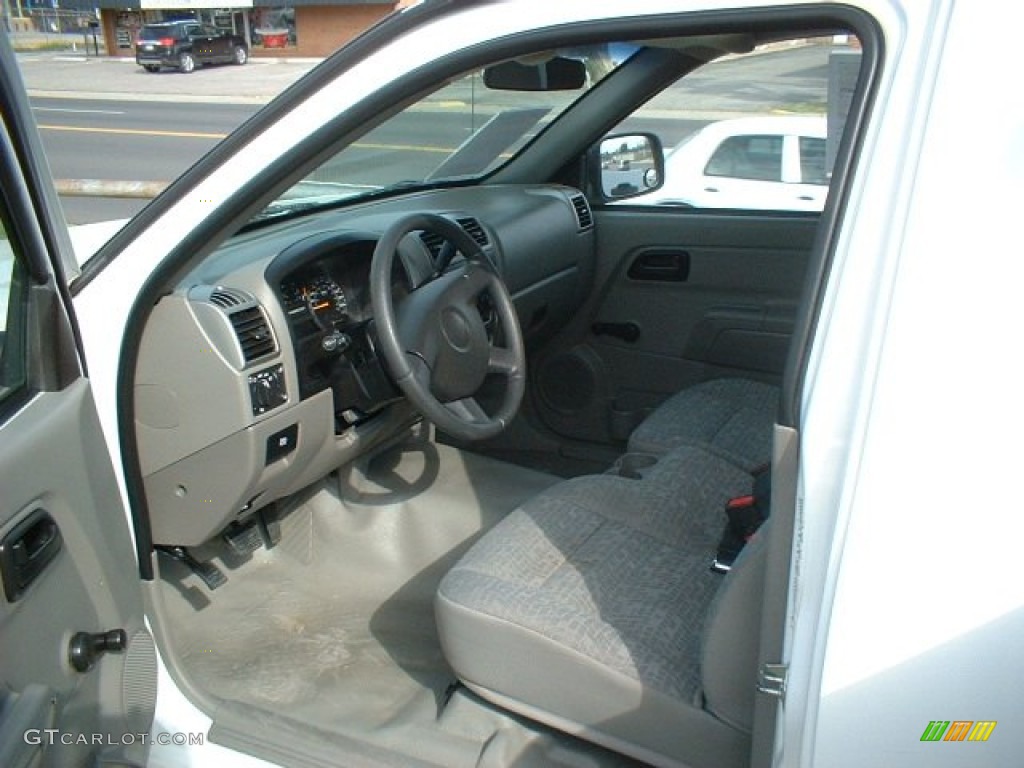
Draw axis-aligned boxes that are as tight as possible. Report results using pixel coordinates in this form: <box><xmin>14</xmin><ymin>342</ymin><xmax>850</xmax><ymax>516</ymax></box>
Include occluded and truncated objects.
<box><xmin>55</xmin><ymin>178</ymin><xmax>167</xmax><ymax>198</ymax></box>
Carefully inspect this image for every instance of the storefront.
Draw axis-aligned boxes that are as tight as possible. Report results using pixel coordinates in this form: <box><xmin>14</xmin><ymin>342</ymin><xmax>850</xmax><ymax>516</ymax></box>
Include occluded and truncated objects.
<box><xmin>100</xmin><ymin>0</ymin><xmax>408</xmax><ymax>58</ymax></box>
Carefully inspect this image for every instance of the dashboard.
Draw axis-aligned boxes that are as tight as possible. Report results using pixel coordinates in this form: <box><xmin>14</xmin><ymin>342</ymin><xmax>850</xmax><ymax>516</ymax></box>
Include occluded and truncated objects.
<box><xmin>134</xmin><ymin>184</ymin><xmax>595</xmax><ymax>547</ymax></box>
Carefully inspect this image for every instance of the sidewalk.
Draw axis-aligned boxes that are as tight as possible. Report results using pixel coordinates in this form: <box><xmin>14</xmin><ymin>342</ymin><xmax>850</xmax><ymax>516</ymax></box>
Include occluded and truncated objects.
<box><xmin>17</xmin><ymin>51</ymin><xmax>321</xmax><ymax>105</ymax></box>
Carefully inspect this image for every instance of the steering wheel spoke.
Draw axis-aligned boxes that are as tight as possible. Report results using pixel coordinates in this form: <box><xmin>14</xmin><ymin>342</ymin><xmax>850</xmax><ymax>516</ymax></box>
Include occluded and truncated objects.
<box><xmin>444</xmin><ymin>397</ymin><xmax>492</xmax><ymax>425</ymax></box>
<box><xmin>487</xmin><ymin>345</ymin><xmax>519</xmax><ymax>375</ymax></box>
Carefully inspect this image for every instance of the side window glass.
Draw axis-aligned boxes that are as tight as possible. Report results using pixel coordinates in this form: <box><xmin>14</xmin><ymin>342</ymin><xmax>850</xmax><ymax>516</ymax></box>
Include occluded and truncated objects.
<box><xmin>704</xmin><ymin>135</ymin><xmax>783</xmax><ymax>181</ymax></box>
<box><xmin>799</xmin><ymin>136</ymin><xmax>828</xmax><ymax>184</ymax></box>
<box><xmin>606</xmin><ymin>33</ymin><xmax>861</xmax><ymax>211</ymax></box>
<box><xmin>0</xmin><ymin>213</ymin><xmax>28</xmax><ymax>407</ymax></box>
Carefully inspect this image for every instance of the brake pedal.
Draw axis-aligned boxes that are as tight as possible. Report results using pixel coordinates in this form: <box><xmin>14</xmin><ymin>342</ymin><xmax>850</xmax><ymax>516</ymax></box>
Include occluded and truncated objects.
<box><xmin>157</xmin><ymin>546</ymin><xmax>227</xmax><ymax>590</ymax></box>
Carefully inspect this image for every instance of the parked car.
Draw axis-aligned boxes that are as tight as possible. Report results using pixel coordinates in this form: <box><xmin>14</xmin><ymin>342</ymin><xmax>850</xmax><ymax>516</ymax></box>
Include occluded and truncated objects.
<box><xmin>2</xmin><ymin>2</ymin><xmax>1022</xmax><ymax>768</ymax></box>
<box><xmin>135</xmin><ymin>20</ymin><xmax>248</xmax><ymax>74</ymax></box>
<box><xmin>638</xmin><ymin>115</ymin><xmax>829</xmax><ymax>211</ymax></box>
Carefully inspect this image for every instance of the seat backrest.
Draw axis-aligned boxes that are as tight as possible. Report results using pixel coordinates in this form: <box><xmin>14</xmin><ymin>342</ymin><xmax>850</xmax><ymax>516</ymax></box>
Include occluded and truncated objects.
<box><xmin>700</xmin><ymin>519</ymin><xmax>769</xmax><ymax>733</ymax></box>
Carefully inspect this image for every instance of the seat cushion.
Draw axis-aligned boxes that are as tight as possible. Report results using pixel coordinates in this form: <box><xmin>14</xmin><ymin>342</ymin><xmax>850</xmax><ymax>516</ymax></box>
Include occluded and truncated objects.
<box><xmin>435</xmin><ymin>447</ymin><xmax>755</xmax><ymax>768</ymax></box>
<box><xmin>628</xmin><ymin>379</ymin><xmax>780</xmax><ymax>471</ymax></box>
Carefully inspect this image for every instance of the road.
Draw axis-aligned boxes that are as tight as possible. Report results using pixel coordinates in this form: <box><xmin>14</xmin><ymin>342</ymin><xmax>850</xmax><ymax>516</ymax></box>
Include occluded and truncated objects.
<box><xmin>32</xmin><ymin>97</ymin><xmax>255</xmax><ymax>222</ymax></box>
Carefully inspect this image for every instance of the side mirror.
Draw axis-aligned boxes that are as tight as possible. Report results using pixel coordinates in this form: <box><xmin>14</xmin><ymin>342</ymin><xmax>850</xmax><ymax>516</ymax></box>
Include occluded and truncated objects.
<box><xmin>483</xmin><ymin>57</ymin><xmax>587</xmax><ymax>92</ymax></box>
<box><xmin>595</xmin><ymin>133</ymin><xmax>664</xmax><ymax>200</ymax></box>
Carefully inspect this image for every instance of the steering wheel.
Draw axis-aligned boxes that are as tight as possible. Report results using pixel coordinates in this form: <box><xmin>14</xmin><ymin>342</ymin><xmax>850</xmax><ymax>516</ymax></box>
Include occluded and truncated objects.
<box><xmin>369</xmin><ymin>213</ymin><xmax>525</xmax><ymax>441</ymax></box>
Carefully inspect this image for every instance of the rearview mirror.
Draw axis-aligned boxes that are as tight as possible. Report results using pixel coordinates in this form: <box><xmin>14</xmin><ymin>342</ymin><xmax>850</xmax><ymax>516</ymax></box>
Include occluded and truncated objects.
<box><xmin>596</xmin><ymin>133</ymin><xmax>664</xmax><ymax>200</ymax></box>
<box><xmin>483</xmin><ymin>57</ymin><xmax>587</xmax><ymax>91</ymax></box>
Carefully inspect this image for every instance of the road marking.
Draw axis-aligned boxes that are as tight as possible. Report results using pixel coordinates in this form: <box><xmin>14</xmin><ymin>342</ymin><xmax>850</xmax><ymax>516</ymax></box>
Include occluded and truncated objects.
<box><xmin>39</xmin><ymin>123</ymin><xmax>227</xmax><ymax>140</ymax></box>
<box><xmin>34</xmin><ymin>106</ymin><xmax>126</xmax><ymax>115</ymax></box>
<box><xmin>353</xmin><ymin>141</ymin><xmax>453</xmax><ymax>154</ymax></box>
<box><xmin>36</xmin><ymin>124</ymin><xmax>456</xmax><ymax>153</ymax></box>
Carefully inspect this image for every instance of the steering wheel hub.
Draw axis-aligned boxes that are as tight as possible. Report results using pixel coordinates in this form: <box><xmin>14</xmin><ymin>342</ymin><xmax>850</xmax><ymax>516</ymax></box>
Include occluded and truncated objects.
<box><xmin>440</xmin><ymin>306</ymin><xmax>475</xmax><ymax>351</ymax></box>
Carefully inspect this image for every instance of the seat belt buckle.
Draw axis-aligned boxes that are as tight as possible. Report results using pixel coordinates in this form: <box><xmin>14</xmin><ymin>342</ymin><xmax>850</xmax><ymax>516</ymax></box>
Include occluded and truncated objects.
<box><xmin>712</xmin><ymin>492</ymin><xmax>765</xmax><ymax>573</ymax></box>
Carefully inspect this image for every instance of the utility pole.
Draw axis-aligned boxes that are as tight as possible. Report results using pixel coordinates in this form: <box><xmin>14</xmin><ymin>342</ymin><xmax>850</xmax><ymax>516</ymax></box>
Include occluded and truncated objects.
<box><xmin>2</xmin><ymin>0</ymin><xmax>25</xmax><ymax>33</ymax></box>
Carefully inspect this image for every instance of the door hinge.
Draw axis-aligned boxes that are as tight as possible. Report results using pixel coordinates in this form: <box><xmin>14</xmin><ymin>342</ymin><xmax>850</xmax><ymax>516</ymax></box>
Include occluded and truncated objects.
<box><xmin>757</xmin><ymin>663</ymin><xmax>788</xmax><ymax>700</ymax></box>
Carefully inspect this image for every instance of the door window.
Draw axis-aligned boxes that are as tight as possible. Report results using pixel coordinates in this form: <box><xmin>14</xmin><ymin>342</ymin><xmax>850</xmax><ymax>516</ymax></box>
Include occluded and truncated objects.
<box><xmin>606</xmin><ymin>34</ymin><xmax>860</xmax><ymax>211</ymax></box>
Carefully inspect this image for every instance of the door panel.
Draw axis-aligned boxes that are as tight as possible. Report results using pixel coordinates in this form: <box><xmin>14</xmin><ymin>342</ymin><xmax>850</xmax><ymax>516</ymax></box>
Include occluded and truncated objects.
<box><xmin>532</xmin><ymin>209</ymin><xmax>817</xmax><ymax>444</ymax></box>
<box><xmin>0</xmin><ymin>33</ymin><xmax>156</xmax><ymax>767</ymax></box>
<box><xmin>0</xmin><ymin>385</ymin><xmax>158</xmax><ymax>768</ymax></box>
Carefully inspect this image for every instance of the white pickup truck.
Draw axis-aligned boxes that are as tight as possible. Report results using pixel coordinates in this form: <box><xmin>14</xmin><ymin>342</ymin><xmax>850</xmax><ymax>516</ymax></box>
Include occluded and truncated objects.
<box><xmin>0</xmin><ymin>2</ymin><xmax>1020</xmax><ymax>768</ymax></box>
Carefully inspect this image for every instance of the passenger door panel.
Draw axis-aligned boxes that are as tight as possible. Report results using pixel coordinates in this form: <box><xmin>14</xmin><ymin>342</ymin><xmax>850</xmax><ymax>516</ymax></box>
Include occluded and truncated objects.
<box><xmin>532</xmin><ymin>209</ymin><xmax>816</xmax><ymax>444</ymax></box>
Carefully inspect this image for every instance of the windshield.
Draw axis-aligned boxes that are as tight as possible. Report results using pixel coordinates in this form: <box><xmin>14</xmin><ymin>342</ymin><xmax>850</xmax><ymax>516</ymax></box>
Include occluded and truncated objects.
<box><xmin>263</xmin><ymin>44</ymin><xmax>637</xmax><ymax>216</ymax></box>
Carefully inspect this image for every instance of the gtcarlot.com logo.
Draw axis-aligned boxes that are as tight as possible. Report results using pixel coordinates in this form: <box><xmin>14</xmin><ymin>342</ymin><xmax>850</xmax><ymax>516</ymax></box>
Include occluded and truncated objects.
<box><xmin>24</xmin><ymin>729</ymin><xmax>205</xmax><ymax>747</ymax></box>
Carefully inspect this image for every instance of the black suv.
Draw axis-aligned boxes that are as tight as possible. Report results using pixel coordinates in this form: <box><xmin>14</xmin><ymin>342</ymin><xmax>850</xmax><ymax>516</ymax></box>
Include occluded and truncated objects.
<box><xmin>136</xmin><ymin>21</ymin><xmax>248</xmax><ymax>74</ymax></box>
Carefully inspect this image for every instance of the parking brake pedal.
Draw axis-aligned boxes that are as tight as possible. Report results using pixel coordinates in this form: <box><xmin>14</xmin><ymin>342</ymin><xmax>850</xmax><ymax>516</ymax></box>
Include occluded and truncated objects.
<box><xmin>157</xmin><ymin>546</ymin><xmax>226</xmax><ymax>590</ymax></box>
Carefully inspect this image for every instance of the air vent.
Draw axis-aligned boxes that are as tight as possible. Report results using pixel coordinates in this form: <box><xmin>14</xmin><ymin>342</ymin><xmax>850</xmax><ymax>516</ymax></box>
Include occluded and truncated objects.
<box><xmin>570</xmin><ymin>194</ymin><xmax>593</xmax><ymax>230</ymax></box>
<box><xmin>419</xmin><ymin>217</ymin><xmax>489</xmax><ymax>258</ymax></box>
<box><xmin>456</xmin><ymin>217</ymin><xmax>489</xmax><ymax>247</ymax></box>
<box><xmin>419</xmin><ymin>230</ymin><xmax>445</xmax><ymax>259</ymax></box>
<box><xmin>229</xmin><ymin>306</ymin><xmax>276</xmax><ymax>364</ymax></box>
<box><xmin>208</xmin><ymin>288</ymin><xmax>248</xmax><ymax>309</ymax></box>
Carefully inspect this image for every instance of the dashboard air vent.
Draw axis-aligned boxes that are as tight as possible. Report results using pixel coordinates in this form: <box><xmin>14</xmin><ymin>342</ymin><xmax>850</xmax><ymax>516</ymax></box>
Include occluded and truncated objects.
<box><xmin>570</xmin><ymin>194</ymin><xmax>593</xmax><ymax>230</ymax></box>
<box><xmin>457</xmin><ymin>217</ymin><xmax>489</xmax><ymax>247</ymax></box>
<box><xmin>208</xmin><ymin>288</ymin><xmax>248</xmax><ymax>309</ymax></box>
<box><xmin>419</xmin><ymin>217</ymin><xmax>489</xmax><ymax>259</ymax></box>
<box><xmin>229</xmin><ymin>306</ymin><xmax>276</xmax><ymax>364</ymax></box>
<box><xmin>419</xmin><ymin>230</ymin><xmax>445</xmax><ymax>259</ymax></box>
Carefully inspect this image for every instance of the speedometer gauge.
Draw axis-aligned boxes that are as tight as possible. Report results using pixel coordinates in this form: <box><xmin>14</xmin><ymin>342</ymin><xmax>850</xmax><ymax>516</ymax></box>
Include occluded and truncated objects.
<box><xmin>304</xmin><ymin>274</ymin><xmax>348</xmax><ymax>322</ymax></box>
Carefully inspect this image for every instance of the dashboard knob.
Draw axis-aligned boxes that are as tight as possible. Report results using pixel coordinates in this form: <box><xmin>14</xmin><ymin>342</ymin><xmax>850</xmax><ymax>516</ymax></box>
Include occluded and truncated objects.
<box><xmin>322</xmin><ymin>331</ymin><xmax>351</xmax><ymax>353</ymax></box>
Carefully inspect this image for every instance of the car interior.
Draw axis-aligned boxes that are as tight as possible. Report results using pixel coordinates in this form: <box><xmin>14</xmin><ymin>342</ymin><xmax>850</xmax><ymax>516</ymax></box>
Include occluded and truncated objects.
<box><xmin>120</xmin><ymin>10</ymin><xmax>872</xmax><ymax>768</ymax></box>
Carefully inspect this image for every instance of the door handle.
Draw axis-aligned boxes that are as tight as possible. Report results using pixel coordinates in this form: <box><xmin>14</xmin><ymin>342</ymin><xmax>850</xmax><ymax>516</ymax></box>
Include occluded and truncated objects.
<box><xmin>628</xmin><ymin>249</ymin><xmax>690</xmax><ymax>282</ymax></box>
<box><xmin>0</xmin><ymin>509</ymin><xmax>63</xmax><ymax>602</ymax></box>
<box><xmin>592</xmin><ymin>321</ymin><xmax>640</xmax><ymax>343</ymax></box>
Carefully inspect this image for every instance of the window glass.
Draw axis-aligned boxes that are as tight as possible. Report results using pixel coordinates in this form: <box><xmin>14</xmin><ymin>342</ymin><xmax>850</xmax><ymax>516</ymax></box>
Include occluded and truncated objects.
<box><xmin>704</xmin><ymin>135</ymin><xmax>783</xmax><ymax>181</ymax></box>
<box><xmin>608</xmin><ymin>34</ymin><xmax>860</xmax><ymax>211</ymax></box>
<box><xmin>799</xmin><ymin>136</ymin><xmax>828</xmax><ymax>184</ymax></box>
<box><xmin>256</xmin><ymin>44</ymin><xmax>638</xmax><ymax>220</ymax></box>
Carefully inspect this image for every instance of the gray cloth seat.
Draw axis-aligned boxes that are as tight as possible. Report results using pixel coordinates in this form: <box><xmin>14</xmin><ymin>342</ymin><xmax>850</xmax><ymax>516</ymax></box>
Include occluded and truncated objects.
<box><xmin>628</xmin><ymin>378</ymin><xmax>780</xmax><ymax>471</ymax></box>
<box><xmin>435</xmin><ymin>446</ymin><xmax>768</xmax><ymax>768</ymax></box>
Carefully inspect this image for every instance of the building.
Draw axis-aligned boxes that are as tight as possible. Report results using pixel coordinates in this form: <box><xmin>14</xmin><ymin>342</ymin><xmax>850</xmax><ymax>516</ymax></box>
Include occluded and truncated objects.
<box><xmin>97</xmin><ymin>0</ymin><xmax>416</xmax><ymax>58</ymax></box>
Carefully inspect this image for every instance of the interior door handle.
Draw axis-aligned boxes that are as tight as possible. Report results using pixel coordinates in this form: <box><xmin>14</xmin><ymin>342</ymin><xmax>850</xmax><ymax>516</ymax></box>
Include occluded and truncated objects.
<box><xmin>0</xmin><ymin>509</ymin><xmax>63</xmax><ymax>602</ymax></box>
<box><xmin>628</xmin><ymin>249</ymin><xmax>690</xmax><ymax>282</ymax></box>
